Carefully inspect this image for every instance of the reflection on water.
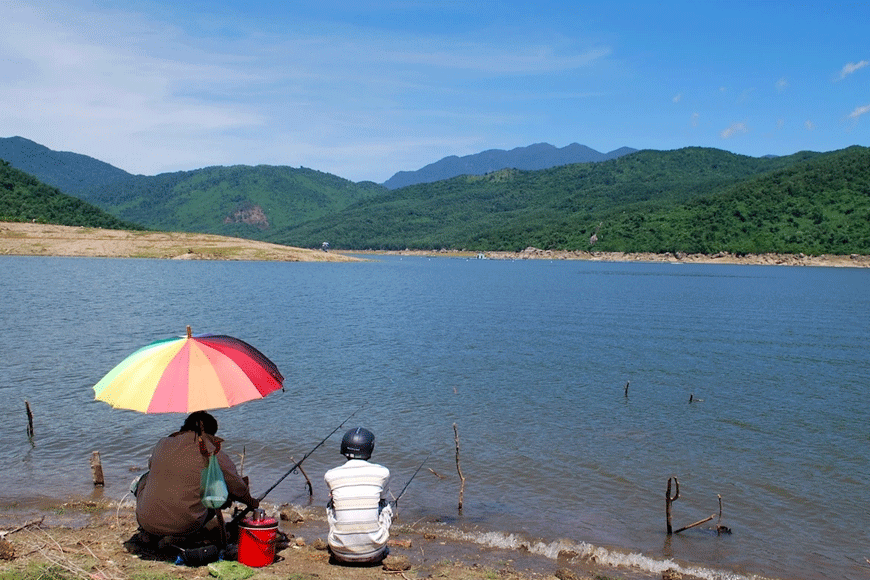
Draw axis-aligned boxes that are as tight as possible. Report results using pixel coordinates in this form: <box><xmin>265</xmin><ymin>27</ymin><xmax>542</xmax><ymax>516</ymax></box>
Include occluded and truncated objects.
<box><xmin>1</xmin><ymin>255</ymin><xmax>868</xmax><ymax>580</ymax></box>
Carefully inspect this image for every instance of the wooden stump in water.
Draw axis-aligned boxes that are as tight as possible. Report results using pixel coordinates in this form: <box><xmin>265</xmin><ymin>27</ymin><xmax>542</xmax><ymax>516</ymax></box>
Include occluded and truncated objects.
<box><xmin>90</xmin><ymin>451</ymin><xmax>105</xmax><ymax>486</ymax></box>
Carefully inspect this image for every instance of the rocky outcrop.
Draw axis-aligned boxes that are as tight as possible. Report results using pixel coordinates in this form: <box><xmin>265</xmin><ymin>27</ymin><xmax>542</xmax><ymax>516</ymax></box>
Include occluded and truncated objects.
<box><xmin>224</xmin><ymin>203</ymin><xmax>270</xmax><ymax>229</ymax></box>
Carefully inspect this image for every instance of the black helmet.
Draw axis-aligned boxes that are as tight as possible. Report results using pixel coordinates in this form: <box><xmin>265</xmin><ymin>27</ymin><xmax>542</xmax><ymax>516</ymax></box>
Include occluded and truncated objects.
<box><xmin>341</xmin><ymin>427</ymin><xmax>375</xmax><ymax>459</ymax></box>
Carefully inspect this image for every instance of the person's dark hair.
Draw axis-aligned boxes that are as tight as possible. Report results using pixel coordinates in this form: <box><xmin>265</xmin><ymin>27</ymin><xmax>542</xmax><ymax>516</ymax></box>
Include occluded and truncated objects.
<box><xmin>180</xmin><ymin>411</ymin><xmax>218</xmax><ymax>435</ymax></box>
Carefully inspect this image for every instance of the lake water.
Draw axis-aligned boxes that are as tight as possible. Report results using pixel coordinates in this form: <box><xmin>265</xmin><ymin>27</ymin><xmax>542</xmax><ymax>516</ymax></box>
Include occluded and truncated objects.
<box><xmin>1</xmin><ymin>255</ymin><xmax>868</xmax><ymax>580</ymax></box>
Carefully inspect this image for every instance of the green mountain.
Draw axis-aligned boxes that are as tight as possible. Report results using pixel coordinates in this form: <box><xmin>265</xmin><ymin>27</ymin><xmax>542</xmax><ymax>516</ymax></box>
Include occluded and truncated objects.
<box><xmin>0</xmin><ymin>136</ymin><xmax>133</xmax><ymax>195</ymax></box>
<box><xmin>595</xmin><ymin>145</ymin><xmax>870</xmax><ymax>255</ymax></box>
<box><xmin>0</xmin><ymin>160</ymin><xmax>141</xmax><ymax>230</ymax></box>
<box><xmin>0</xmin><ymin>137</ymin><xmax>388</xmax><ymax>242</ymax></box>
<box><xmin>276</xmin><ymin>146</ymin><xmax>869</xmax><ymax>254</ymax></box>
<box><xmin>2</xmin><ymin>136</ymin><xmax>868</xmax><ymax>256</ymax></box>
<box><xmin>73</xmin><ymin>165</ymin><xmax>387</xmax><ymax>241</ymax></box>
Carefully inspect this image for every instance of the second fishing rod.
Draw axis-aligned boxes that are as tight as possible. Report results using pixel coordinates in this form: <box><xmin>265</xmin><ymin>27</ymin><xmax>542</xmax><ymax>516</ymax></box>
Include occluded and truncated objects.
<box><xmin>392</xmin><ymin>452</ymin><xmax>431</xmax><ymax>509</ymax></box>
<box><xmin>228</xmin><ymin>405</ymin><xmax>365</xmax><ymax>528</ymax></box>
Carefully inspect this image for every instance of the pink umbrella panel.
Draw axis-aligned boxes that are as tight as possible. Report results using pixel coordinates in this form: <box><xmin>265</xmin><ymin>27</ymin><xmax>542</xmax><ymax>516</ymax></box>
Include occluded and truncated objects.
<box><xmin>93</xmin><ymin>328</ymin><xmax>285</xmax><ymax>413</ymax></box>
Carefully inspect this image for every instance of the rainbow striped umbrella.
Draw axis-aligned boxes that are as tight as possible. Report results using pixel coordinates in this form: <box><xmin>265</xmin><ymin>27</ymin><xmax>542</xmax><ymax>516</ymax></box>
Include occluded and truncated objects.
<box><xmin>93</xmin><ymin>326</ymin><xmax>284</xmax><ymax>413</ymax></box>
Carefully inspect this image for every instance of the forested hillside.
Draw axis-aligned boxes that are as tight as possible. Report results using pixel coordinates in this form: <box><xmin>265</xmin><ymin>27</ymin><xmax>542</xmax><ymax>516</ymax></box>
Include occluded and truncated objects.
<box><xmin>593</xmin><ymin>146</ymin><xmax>870</xmax><ymax>255</ymax></box>
<box><xmin>2</xmin><ymin>136</ymin><xmax>868</xmax><ymax>257</ymax></box>
<box><xmin>0</xmin><ymin>160</ymin><xmax>141</xmax><ymax>230</ymax></box>
<box><xmin>75</xmin><ymin>165</ymin><xmax>387</xmax><ymax>240</ymax></box>
<box><xmin>277</xmin><ymin>147</ymin><xmax>866</xmax><ymax>253</ymax></box>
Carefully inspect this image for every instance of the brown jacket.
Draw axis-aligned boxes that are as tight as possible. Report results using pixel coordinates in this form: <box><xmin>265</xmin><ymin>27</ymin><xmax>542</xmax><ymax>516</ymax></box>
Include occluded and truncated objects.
<box><xmin>135</xmin><ymin>431</ymin><xmax>253</xmax><ymax>536</ymax></box>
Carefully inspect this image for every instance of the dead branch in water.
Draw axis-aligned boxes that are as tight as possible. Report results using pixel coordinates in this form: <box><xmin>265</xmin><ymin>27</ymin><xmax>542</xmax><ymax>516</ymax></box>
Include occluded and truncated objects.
<box><xmin>665</xmin><ymin>476</ymin><xmax>679</xmax><ymax>534</ymax></box>
<box><xmin>25</xmin><ymin>400</ymin><xmax>34</xmax><ymax>440</ymax></box>
<box><xmin>716</xmin><ymin>494</ymin><xmax>731</xmax><ymax>534</ymax></box>
<box><xmin>674</xmin><ymin>514</ymin><xmax>715</xmax><ymax>534</ymax></box>
<box><xmin>290</xmin><ymin>455</ymin><xmax>313</xmax><ymax>496</ymax></box>
<box><xmin>427</xmin><ymin>467</ymin><xmax>446</xmax><ymax>479</ymax></box>
<box><xmin>666</xmin><ymin>478</ymin><xmax>729</xmax><ymax>535</ymax></box>
<box><xmin>453</xmin><ymin>423</ymin><xmax>465</xmax><ymax>513</ymax></box>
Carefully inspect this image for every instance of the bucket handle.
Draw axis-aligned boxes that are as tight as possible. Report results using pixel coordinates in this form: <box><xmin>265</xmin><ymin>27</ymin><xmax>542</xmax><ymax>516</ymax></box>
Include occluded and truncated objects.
<box><xmin>241</xmin><ymin>527</ymin><xmax>279</xmax><ymax>546</ymax></box>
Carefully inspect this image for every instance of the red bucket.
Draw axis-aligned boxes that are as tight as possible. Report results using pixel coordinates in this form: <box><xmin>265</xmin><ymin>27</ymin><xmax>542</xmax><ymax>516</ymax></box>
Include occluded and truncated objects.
<box><xmin>238</xmin><ymin>512</ymin><xmax>278</xmax><ymax>567</ymax></box>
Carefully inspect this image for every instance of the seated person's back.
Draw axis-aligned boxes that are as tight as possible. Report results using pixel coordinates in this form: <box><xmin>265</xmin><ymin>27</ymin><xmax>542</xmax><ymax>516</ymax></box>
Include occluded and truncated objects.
<box><xmin>135</xmin><ymin>411</ymin><xmax>258</xmax><ymax>539</ymax></box>
<box><xmin>324</xmin><ymin>427</ymin><xmax>392</xmax><ymax>563</ymax></box>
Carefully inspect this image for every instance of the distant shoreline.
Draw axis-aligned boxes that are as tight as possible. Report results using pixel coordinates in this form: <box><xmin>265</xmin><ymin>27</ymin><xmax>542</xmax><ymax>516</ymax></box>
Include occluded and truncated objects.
<box><xmin>354</xmin><ymin>247</ymin><xmax>870</xmax><ymax>268</ymax></box>
<box><xmin>2</xmin><ymin>222</ymin><xmax>868</xmax><ymax>267</ymax></box>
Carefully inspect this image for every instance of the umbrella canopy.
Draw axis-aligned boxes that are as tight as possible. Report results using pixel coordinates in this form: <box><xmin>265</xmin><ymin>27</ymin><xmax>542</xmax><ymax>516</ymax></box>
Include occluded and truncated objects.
<box><xmin>93</xmin><ymin>326</ymin><xmax>284</xmax><ymax>413</ymax></box>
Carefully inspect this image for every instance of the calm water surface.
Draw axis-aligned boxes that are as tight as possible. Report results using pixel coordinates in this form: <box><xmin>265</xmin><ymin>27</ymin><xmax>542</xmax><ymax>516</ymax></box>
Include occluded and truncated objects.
<box><xmin>1</xmin><ymin>255</ymin><xmax>868</xmax><ymax>580</ymax></box>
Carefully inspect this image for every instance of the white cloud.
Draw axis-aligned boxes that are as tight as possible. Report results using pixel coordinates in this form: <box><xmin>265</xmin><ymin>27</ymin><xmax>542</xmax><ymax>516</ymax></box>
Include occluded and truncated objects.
<box><xmin>0</xmin><ymin>3</ymin><xmax>271</xmax><ymax>172</ymax></box>
<box><xmin>776</xmin><ymin>78</ymin><xmax>788</xmax><ymax>91</ymax></box>
<box><xmin>672</xmin><ymin>93</ymin><xmax>682</xmax><ymax>103</ymax></box>
<box><xmin>720</xmin><ymin>122</ymin><xmax>748</xmax><ymax>139</ymax></box>
<box><xmin>805</xmin><ymin>120</ymin><xmax>815</xmax><ymax>130</ymax></box>
<box><xmin>848</xmin><ymin>104</ymin><xmax>870</xmax><ymax>120</ymax></box>
<box><xmin>0</xmin><ymin>2</ymin><xmax>616</xmax><ymax>181</ymax></box>
<box><xmin>691</xmin><ymin>112</ymin><xmax>699</xmax><ymax>127</ymax></box>
<box><xmin>837</xmin><ymin>60</ymin><xmax>869</xmax><ymax>80</ymax></box>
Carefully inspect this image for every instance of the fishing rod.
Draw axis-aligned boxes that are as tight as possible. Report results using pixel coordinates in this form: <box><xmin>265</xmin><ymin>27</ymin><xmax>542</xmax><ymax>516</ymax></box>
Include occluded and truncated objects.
<box><xmin>229</xmin><ymin>405</ymin><xmax>364</xmax><ymax>527</ymax></box>
<box><xmin>392</xmin><ymin>452</ymin><xmax>431</xmax><ymax>506</ymax></box>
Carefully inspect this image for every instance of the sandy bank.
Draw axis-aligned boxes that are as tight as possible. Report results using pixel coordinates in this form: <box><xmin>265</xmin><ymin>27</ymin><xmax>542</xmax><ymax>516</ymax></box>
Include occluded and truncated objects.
<box><xmin>0</xmin><ymin>222</ymin><xmax>359</xmax><ymax>262</ymax></box>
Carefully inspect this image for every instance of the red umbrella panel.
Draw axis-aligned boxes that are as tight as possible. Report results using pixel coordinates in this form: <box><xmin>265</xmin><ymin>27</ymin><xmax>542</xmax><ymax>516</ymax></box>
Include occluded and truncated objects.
<box><xmin>93</xmin><ymin>326</ymin><xmax>284</xmax><ymax>413</ymax></box>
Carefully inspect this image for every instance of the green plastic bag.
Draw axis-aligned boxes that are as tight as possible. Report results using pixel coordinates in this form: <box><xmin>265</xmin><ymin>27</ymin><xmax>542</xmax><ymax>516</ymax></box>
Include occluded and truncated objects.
<box><xmin>201</xmin><ymin>453</ymin><xmax>229</xmax><ymax>509</ymax></box>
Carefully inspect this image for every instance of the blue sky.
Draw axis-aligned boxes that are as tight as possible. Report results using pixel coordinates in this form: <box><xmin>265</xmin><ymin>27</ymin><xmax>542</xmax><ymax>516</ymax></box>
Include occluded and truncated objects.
<box><xmin>2</xmin><ymin>1</ymin><xmax>868</xmax><ymax>183</ymax></box>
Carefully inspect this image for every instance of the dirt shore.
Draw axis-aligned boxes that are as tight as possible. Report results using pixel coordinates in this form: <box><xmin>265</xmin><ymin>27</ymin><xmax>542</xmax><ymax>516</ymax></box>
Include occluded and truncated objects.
<box><xmin>0</xmin><ymin>500</ymin><xmax>642</xmax><ymax>580</ymax></box>
<box><xmin>3</xmin><ymin>222</ymin><xmax>868</xmax><ymax>267</ymax></box>
<box><xmin>0</xmin><ymin>222</ymin><xmax>358</xmax><ymax>262</ymax></box>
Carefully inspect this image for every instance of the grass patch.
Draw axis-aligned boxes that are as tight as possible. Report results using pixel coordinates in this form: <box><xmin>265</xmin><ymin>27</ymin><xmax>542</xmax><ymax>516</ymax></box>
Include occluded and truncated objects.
<box><xmin>130</xmin><ymin>572</ymin><xmax>186</xmax><ymax>580</ymax></box>
<box><xmin>0</xmin><ymin>564</ymin><xmax>77</xmax><ymax>580</ymax></box>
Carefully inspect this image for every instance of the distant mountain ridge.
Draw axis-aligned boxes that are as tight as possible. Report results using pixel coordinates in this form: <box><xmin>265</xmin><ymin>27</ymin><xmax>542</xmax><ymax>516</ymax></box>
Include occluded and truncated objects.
<box><xmin>382</xmin><ymin>143</ymin><xmax>637</xmax><ymax>189</ymax></box>
<box><xmin>0</xmin><ymin>136</ymin><xmax>134</xmax><ymax>195</ymax></box>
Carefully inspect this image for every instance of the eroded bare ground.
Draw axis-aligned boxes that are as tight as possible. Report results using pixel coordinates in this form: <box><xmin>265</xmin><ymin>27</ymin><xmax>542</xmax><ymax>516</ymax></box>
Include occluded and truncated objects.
<box><xmin>0</xmin><ymin>222</ymin><xmax>358</xmax><ymax>262</ymax></box>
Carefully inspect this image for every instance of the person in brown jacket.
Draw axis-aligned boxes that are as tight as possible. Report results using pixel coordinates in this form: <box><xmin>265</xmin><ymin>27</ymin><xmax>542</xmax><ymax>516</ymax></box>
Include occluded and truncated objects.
<box><xmin>134</xmin><ymin>411</ymin><xmax>258</xmax><ymax>540</ymax></box>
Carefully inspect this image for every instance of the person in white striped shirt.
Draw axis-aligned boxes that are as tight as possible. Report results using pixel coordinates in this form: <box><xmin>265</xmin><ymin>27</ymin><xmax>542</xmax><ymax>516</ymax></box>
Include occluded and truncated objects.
<box><xmin>324</xmin><ymin>427</ymin><xmax>393</xmax><ymax>563</ymax></box>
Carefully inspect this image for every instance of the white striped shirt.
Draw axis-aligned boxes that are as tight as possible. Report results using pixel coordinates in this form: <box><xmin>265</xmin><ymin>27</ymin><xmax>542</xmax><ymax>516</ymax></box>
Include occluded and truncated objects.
<box><xmin>324</xmin><ymin>459</ymin><xmax>392</xmax><ymax>562</ymax></box>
